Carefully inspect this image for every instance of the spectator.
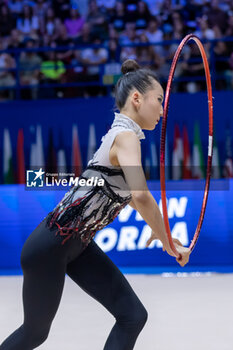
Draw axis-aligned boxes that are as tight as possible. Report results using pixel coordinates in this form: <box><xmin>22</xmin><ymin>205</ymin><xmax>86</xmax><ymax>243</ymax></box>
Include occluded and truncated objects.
<box><xmin>119</xmin><ymin>22</ymin><xmax>138</xmax><ymax>61</ymax></box>
<box><xmin>225</xmin><ymin>12</ymin><xmax>233</xmax><ymax>54</ymax></box>
<box><xmin>96</xmin><ymin>0</ymin><xmax>116</xmax><ymax>18</ymax></box>
<box><xmin>56</xmin><ymin>23</ymin><xmax>72</xmax><ymax>47</ymax></box>
<box><xmin>159</xmin><ymin>0</ymin><xmax>172</xmax><ymax>23</ymax></box>
<box><xmin>170</xmin><ymin>11</ymin><xmax>186</xmax><ymax>38</ymax></box>
<box><xmin>75</xmin><ymin>23</ymin><xmax>92</xmax><ymax>45</ymax></box>
<box><xmin>181</xmin><ymin>0</ymin><xmax>205</xmax><ymax>23</ymax></box>
<box><xmin>195</xmin><ymin>16</ymin><xmax>215</xmax><ymax>40</ymax></box>
<box><xmin>64</xmin><ymin>8</ymin><xmax>85</xmax><ymax>39</ymax></box>
<box><xmin>19</xmin><ymin>38</ymin><xmax>42</xmax><ymax>98</ymax></box>
<box><xmin>87</xmin><ymin>0</ymin><xmax>108</xmax><ymax>39</ymax></box>
<box><xmin>1</xmin><ymin>0</ymin><xmax>232</xmax><ymax>100</ymax></box>
<box><xmin>55</xmin><ymin>24</ymin><xmax>74</xmax><ymax>63</ymax></box>
<box><xmin>80</xmin><ymin>36</ymin><xmax>108</xmax><ymax>76</ymax></box>
<box><xmin>79</xmin><ymin>37</ymin><xmax>108</xmax><ymax>96</ymax></box>
<box><xmin>195</xmin><ymin>16</ymin><xmax>215</xmax><ymax>54</ymax></box>
<box><xmin>168</xmin><ymin>30</ymin><xmax>190</xmax><ymax>61</ymax></box>
<box><xmin>206</xmin><ymin>0</ymin><xmax>228</xmax><ymax>33</ymax></box>
<box><xmin>143</xmin><ymin>0</ymin><xmax>163</xmax><ymax>16</ymax></box>
<box><xmin>181</xmin><ymin>41</ymin><xmax>204</xmax><ymax>93</ymax></box>
<box><xmin>108</xmin><ymin>25</ymin><xmax>119</xmax><ymax>41</ymax></box>
<box><xmin>33</xmin><ymin>0</ymin><xmax>50</xmax><ymax>29</ymax></box>
<box><xmin>167</xmin><ymin>0</ymin><xmax>186</xmax><ymax>12</ymax></box>
<box><xmin>7</xmin><ymin>29</ymin><xmax>24</xmax><ymax>55</ymax></box>
<box><xmin>16</xmin><ymin>4</ymin><xmax>39</xmax><ymax>38</ymax></box>
<box><xmin>136</xmin><ymin>33</ymin><xmax>161</xmax><ymax>70</ymax></box>
<box><xmin>226</xmin><ymin>52</ymin><xmax>233</xmax><ymax>89</ymax></box>
<box><xmin>73</xmin><ymin>0</ymin><xmax>89</xmax><ymax>18</ymax></box>
<box><xmin>8</xmin><ymin>0</ymin><xmax>24</xmax><ymax>20</ymax></box>
<box><xmin>0</xmin><ymin>5</ymin><xmax>15</xmax><ymax>38</ymax></box>
<box><xmin>79</xmin><ymin>36</ymin><xmax>108</xmax><ymax>95</ymax></box>
<box><xmin>65</xmin><ymin>49</ymin><xmax>87</xmax><ymax>97</ymax></box>
<box><xmin>0</xmin><ymin>39</ymin><xmax>16</xmax><ymax>100</ymax></box>
<box><xmin>108</xmin><ymin>38</ymin><xmax>119</xmax><ymax>61</ymax></box>
<box><xmin>40</xmin><ymin>42</ymin><xmax>66</xmax><ymax>83</ymax></box>
<box><xmin>42</xmin><ymin>7</ymin><xmax>61</xmax><ymax>40</ymax></box>
<box><xmin>110</xmin><ymin>1</ymin><xmax>126</xmax><ymax>33</ymax></box>
<box><xmin>40</xmin><ymin>33</ymin><xmax>52</xmax><ymax>48</ymax></box>
<box><xmin>225</xmin><ymin>12</ymin><xmax>233</xmax><ymax>38</ymax></box>
<box><xmin>119</xmin><ymin>22</ymin><xmax>137</xmax><ymax>44</ymax></box>
<box><xmin>53</xmin><ymin>0</ymin><xmax>70</xmax><ymax>21</ymax></box>
<box><xmin>160</xmin><ymin>30</ymin><xmax>187</xmax><ymax>87</ymax></box>
<box><xmin>124</xmin><ymin>0</ymin><xmax>138</xmax><ymax>23</ymax></box>
<box><xmin>213</xmin><ymin>26</ymin><xmax>228</xmax><ymax>90</ymax></box>
<box><xmin>97</xmin><ymin>0</ymin><xmax>116</xmax><ymax>11</ymax></box>
<box><xmin>104</xmin><ymin>25</ymin><xmax>119</xmax><ymax>60</ymax></box>
<box><xmin>145</xmin><ymin>17</ymin><xmax>163</xmax><ymax>55</ymax></box>
<box><xmin>135</xmin><ymin>1</ymin><xmax>151</xmax><ymax>34</ymax></box>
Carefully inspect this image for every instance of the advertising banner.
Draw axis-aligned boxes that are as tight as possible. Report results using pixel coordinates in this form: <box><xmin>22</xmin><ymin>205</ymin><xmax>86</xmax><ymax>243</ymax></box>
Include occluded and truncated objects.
<box><xmin>0</xmin><ymin>180</ymin><xmax>233</xmax><ymax>273</ymax></box>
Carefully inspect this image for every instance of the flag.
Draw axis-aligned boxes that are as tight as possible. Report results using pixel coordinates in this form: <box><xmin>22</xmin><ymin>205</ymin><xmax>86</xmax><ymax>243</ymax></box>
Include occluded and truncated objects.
<box><xmin>223</xmin><ymin>125</ymin><xmax>233</xmax><ymax>178</ymax></box>
<box><xmin>57</xmin><ymin>130</ymin><xmax>67</xmax><ymax>178</ymax></box>
<box><xmin>3</xmin><ymin>128</ymin><xmax>14</xmax><ymax>184</ymax></box>
<box><xmin>17</xmin><ymin>128</ymin><xmax>25</xmax><ymax>184</ymax></box>
<box><xmin>212</xmin><ymin>132</ymin><xmax>220</xmax><ymax>179</ymax></box>
<box><xmin>182</xmin><ymin>125</ymin><xmax>192</xmax><ymax>179</ymax></box>
<box><xmin>172</xmin><ymin>124</ymin><xmax>183</xmax><ymax>180</ymax></box>
<box><xmin>72</xmin><ymin>124</ymin><xmax>82</xmax><ymax>177</ymax></box>
<box><xmin>36</xmin><ymin>125</ymin><xmax>44</xmax><ymax>167</ymax></box>
<box><xmin>192</xmin><ymin>122</ymin><xmax>205</xmax><ymax>179</ymax></box>
<box><xmin>150</xmin><ymin>141</ymin><xmax>158</xmax><ymax>179</ymax></box>
<box><xmin>30</xmin><ymin>143</ymin><xmax>36</xmax><ymax>168</ymax></box>
<box><xmin>30</xmin><ymin>125</ymin><xmax>45</xmax><ymax>168</ymax></box>
<box><xmin>46</xmin><ymin>128</ymin><xmax>57</xmax><ymax>173</ymax></box>
<box><xmin>87</xmin><ymin>123</ymin><xmax>96</xmax><ymax>165</ymax></box>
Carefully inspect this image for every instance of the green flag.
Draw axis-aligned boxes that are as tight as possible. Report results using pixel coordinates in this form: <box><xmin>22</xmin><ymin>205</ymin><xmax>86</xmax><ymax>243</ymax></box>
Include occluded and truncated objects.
<box><xmin>192</xmin><ymin>122</ymin><xmax>205</xmax><ymax>179</ymax></box>
<box><xmin>3</xmin><ymin>128</ymin><xmax>14</xmax><ymax>184</ymax></box>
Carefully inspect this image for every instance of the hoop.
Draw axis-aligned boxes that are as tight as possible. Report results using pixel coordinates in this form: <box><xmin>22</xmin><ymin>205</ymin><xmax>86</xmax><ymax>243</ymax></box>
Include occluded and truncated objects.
<box><xmin>160</xmin><ymin>34</ymin><xmax>213</xmax><ymax>259</ymax></box>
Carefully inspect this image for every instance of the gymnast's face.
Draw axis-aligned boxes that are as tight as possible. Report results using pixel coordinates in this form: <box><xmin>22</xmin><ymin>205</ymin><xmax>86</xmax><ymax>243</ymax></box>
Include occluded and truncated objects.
<box><xmin>136</xmin><ymin>81</ymin><xmax>164</xmax><ymax>130</ymax></box>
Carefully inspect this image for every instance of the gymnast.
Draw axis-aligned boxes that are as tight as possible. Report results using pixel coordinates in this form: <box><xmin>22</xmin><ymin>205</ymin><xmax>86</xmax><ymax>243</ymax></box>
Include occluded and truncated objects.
<box><xmin>0</xmin><ymin>59</ymin><xmax>190</xmax><ymax>350</ymax></box>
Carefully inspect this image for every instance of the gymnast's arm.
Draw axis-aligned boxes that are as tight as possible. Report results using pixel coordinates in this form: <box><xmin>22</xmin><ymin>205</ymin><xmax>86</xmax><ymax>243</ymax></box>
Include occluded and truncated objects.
<box><xmin>114</xmin><ymin>131</ymin><xmax>190</xmax><ymax>266</ymax></box>
<box><xmin>113</xmin><ymin>131</ymin><xmax>176</xmax><ymax>257</ymax></box>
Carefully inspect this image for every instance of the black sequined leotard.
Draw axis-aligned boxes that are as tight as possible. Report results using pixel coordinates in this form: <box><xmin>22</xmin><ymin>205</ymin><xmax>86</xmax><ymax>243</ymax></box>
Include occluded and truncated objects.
<box><xmin>46</xmin><ymin>113</ymin><xmax>145</xmax><ymax>247</ymax></box>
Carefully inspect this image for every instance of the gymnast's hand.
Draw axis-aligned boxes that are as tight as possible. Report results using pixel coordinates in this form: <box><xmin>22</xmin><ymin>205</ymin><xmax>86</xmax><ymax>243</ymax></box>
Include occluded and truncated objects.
<box><xmin>146</xmin><ymin>231</ymin><xmax>179</xmax><ymax>258</ymax></box>
<box><xmin>162</xmin><ymin>238</ymin><xmax>190</xmax><ymax>267</ymax></box>
<box><xmin>173</xmin><ymin>239</ymin><xmax>190</xmax><ymax>267</ymax></box>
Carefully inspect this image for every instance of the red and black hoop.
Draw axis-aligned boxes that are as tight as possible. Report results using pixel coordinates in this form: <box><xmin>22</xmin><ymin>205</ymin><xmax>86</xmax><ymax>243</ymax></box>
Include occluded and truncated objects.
<box><xmin>160</xmin><ymin>34</ymin><xmax>213</xmax><ymax>259</ymax></box>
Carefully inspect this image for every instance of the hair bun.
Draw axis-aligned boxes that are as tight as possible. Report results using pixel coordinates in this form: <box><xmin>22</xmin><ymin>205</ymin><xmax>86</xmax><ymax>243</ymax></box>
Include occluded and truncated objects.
<box><xmin>121</xmin><ymin>59</ymin><xmax>140</xmax><ymax>75</ymax></box>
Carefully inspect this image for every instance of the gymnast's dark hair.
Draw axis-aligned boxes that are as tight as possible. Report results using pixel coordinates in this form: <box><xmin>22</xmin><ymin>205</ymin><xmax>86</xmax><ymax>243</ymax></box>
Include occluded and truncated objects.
<box><xmin>115</xmin><ymin>59</ymin><xmax>160</xmax><ymax>110</ymax></box>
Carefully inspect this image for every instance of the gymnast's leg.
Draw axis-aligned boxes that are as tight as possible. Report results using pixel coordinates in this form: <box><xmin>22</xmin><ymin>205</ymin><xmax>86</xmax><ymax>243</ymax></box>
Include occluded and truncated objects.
<box><xmin>0</xmin><ymin>221</ymin><xmax>69</xmax><ymax>350</ymax></box>
<box><xmin>66</xmin><ymin>239</ymin><xmax>148</xmax><ymax>350</ymax></box>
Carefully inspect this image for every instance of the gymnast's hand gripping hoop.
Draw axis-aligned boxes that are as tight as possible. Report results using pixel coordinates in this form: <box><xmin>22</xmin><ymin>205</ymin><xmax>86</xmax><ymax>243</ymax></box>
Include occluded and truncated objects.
<box><xmin>160</xmin><ymin>34</ymin><xmax>214</xmax><ymax>260</ymax></box>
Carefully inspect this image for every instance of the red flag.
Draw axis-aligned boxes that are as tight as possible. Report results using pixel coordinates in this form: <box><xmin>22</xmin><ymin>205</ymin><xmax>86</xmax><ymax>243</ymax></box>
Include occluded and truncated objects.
<box><xmin>182</xmin><ymin>126</ymin><xmax>192</xmax><ymax>179</ymax></box>
<box><xmin>17</xmin><ymin>128</ymin><xmax>25</xmax><ymax>184</ymax></box>
<box><xmin>72</xmin><ymin>125</ymin><xmax>82</xmax><ymax>177</ymax></box>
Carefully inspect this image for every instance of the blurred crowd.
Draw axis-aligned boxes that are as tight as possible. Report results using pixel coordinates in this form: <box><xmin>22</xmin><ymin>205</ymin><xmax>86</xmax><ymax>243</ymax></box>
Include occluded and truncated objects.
<box><xmin>0</xmin><ymin>0</ymin><xmax>233</xmax><ymax>99</ymax></box>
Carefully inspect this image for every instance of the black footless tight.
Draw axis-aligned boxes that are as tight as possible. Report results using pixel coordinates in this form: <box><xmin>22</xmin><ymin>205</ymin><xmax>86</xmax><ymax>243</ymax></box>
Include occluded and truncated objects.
<box><xmin>0</xmin><ymin>218</ymin><xmax>147</xmax><ymax>350</ymax></box>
